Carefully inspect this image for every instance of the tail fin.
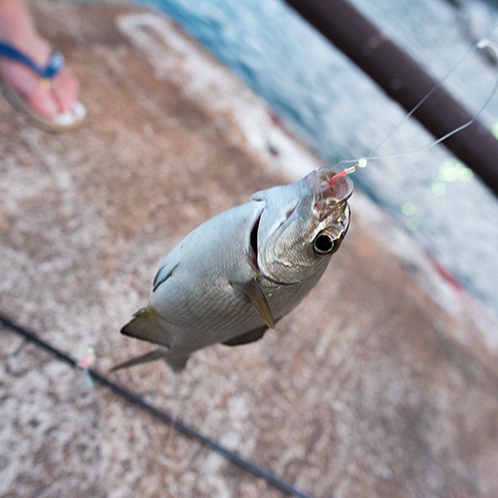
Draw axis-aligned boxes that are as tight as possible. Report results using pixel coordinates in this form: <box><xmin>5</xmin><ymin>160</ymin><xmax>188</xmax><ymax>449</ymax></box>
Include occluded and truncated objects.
<box><xmin>110</xmin><ymin>347</ymin><xmax>169</xmax><ymax>372</ymax></box>
<box><xmin>110</xmin><ymin>347</ymin><xmax>189</xmax><ymax>372</ymax></box>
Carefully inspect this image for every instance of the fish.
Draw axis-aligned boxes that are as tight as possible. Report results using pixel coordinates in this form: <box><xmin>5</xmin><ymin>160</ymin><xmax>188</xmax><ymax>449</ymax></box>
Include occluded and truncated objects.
<box><xmin>111</xmin><ymin>168</ymin><xmax>353</xmax><ymax>372</ymax></box>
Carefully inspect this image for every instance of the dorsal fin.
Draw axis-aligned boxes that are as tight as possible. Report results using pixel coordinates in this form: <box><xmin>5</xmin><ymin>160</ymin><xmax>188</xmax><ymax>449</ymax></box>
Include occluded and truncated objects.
<box><xmin>120</xmin><ymin>305</ymin><xmax>172</xmax><ymax>347</ymax></box>
<box><xmin>153</xmin><ymin>262</ymin><xmax>179</xmax><ymax>292</ymax></box>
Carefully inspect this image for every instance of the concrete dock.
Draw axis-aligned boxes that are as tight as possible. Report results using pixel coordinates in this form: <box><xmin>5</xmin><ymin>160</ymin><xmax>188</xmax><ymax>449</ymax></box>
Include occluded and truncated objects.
<box><xmin>1</xmin><ymin>2</ymin><xmax>498</xmax><ymax>497</ymax></box>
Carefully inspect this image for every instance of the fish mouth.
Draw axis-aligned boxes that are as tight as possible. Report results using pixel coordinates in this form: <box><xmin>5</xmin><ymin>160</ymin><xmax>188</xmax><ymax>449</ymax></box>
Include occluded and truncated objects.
<box><xmin>309</xmin><ymin>168</ymin><xmax>354</xmax><ymax>220</ymax></box>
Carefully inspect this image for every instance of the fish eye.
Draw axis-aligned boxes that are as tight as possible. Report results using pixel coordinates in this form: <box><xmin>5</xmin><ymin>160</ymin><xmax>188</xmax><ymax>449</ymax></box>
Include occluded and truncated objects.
<box><xmin>313</xmin><ymin>233</ymin><xmax>335</xmax><ymax>255</ymax></box>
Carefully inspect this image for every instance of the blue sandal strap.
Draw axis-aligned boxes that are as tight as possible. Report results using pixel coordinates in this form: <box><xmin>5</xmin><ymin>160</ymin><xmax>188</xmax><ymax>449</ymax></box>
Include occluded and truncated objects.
<box><xmin>0</xmin><ymin>41</ymin><xmax>64</xmax><ymax>79</ymax></box>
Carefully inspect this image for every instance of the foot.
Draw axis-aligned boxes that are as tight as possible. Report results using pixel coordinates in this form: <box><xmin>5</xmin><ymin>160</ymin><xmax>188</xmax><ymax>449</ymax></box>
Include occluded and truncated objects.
<box><xmin>0</xmin><ymin>33</ymin><xmax>80</xmax><ymax>119</ymax></box>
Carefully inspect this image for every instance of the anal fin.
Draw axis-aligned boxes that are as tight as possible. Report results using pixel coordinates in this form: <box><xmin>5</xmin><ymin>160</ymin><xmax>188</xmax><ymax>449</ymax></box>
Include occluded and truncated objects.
<box><xmin>223</xmin><ymin>325</ymin><xmax>268</xmax><ymax>347</ymax></box>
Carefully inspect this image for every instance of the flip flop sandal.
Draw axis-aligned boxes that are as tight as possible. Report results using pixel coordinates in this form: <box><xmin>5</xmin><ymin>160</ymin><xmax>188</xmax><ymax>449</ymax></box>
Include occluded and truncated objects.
<box><xmin>0</xmin><ymin>41</ymin><xmax>86</xmax><ymax>132</ymax></box>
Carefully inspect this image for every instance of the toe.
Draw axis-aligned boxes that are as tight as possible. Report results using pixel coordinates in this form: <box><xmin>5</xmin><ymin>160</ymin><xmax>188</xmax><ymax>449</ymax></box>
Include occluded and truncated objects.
<box><xmin>50</xmin><ymin>68</ymin><xmax>80</xmax><ymax>114</ymax></box>
<box><xmin>1</xmin><ymin>58</ymin><xmax>81</xmax><ymax>119</ymax></box>
<box><xmin>1</xmin><ymin>60</ymin><xmax>59</xmax><ymax>118</ymax></box>
<box><xmin>28</xmin><ymin>83</ymin><xmax>59</xmax><ymax>117</ymax></box>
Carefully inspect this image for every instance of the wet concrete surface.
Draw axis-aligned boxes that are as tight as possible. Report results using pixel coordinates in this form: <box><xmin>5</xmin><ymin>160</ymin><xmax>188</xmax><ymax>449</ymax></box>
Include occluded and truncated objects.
<box><xmin>1</xmin><ymin>2</ymin><xmax>498</xmax><ymax>497</ymax></box>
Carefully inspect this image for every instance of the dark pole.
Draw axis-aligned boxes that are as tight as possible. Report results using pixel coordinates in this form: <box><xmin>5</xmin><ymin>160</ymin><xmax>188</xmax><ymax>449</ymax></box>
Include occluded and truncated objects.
<box><xmin>284</xmin><ymin>0</ymin><xmax>498</xmax><ymax>195</ymax></box>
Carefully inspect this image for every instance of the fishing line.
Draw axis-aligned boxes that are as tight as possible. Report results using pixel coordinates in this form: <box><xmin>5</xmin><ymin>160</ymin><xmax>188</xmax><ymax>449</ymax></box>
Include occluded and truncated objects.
<box><xmin>367</xmin><ymin>44</ymin><xmax>480</xmax><ymax>160</ymax></box>
<box><xmin>0</xmin><ymin>312</ymin><xmax>315</xmax><ymax>498</ymax></box>
<box><xmin>331</xmin><ymin>25</ymin><xmax>498</xmax><ymax>178</ymax></box>
<box><xmin>366</xmin><ymin>40</ymin><xmax>498</xmax><ymax>160</ymax></box>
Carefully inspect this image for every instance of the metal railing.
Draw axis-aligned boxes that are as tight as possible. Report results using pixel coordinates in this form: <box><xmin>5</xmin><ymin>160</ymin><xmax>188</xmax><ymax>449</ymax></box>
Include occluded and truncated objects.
<box><xmin>284</xmin><ymin>0</ymin><xmax>498</xmax><ymax>196</ymax></box>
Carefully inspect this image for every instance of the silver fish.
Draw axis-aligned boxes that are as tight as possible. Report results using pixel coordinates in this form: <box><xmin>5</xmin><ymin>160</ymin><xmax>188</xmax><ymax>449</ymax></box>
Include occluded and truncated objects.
<box><xmin>112</xmin><ymin>168</ymin><xmax>353</xmax><ymax>372</ymax></box>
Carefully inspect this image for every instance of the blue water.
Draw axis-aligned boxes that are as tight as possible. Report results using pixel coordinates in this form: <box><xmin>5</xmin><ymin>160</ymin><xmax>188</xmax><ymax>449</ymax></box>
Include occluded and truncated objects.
<box><xmin>138</xmin><ymin>0</ymin><xmax>498</xmax><ymax>316</ymax></box>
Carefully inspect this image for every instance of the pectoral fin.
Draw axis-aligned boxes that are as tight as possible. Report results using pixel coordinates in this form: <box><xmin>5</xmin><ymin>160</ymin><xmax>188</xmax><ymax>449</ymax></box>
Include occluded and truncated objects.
<box><xmin>223</xmin><ymin>325</ymin><xmax>268</xmax><ymax>346</ymax></box>
<box><xmin>233</xmin><ymin>279</ymin><xmax>275</xmax><ymax>329</ymax></box>
<box><xmin>120</xmin><ymin>305</ymin><xmax>172</xmax><ymax>347</ymax></box>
